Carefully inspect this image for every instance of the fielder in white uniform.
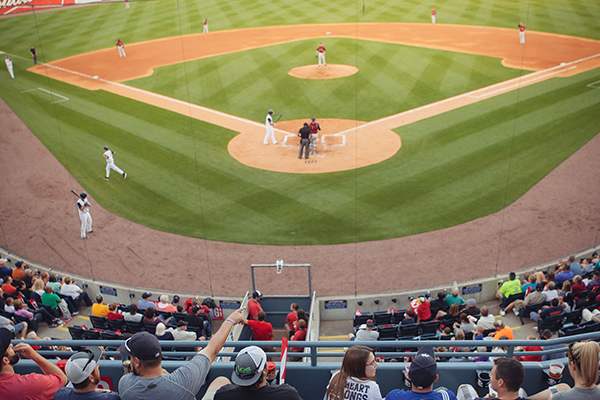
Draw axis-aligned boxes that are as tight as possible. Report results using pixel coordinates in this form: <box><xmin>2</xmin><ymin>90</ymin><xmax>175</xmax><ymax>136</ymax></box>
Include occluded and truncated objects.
<box><xmin>263</xmin><ymin>110</ymin><xmax>278</xmax><ymax>145</ymax></box>
<box><xmin>203</xmin><ymin>18</ymin><xmax>209</xmax><ymax>33</ymax></box>
<box><xmin>316</xmin><ymin>43</ymin><xmax>326</xmax><ymax>67</ymax></box>
<box><xmin>103</xmin><ymin>146</ymin><xmax>127</xmax><ymax>180</ymax></box>
<box><xmin>5</xmin><ymin>56</ymin><xmax>14</xmax><ymax>79</ymax></box>
<box><xmin>77</xmin><ymin>192</ymin><xmax>93</xmax><ymax>239</ymax></box>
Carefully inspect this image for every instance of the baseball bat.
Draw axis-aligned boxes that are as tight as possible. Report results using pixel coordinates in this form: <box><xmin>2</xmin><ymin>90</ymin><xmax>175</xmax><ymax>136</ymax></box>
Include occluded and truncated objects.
<box><xmin>275</xmin><ymin>114</ymin><xmax>283</xmax><ymax>123</ymax></box>
<box><xmin>70</xmin><ymin>190</ymin><xmax>80</xmax><ymax>197</ymax></box>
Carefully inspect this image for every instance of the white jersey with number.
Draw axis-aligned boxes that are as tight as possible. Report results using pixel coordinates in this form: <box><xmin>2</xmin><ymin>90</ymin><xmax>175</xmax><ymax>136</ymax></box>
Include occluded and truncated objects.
<box><xmin>104</xmin><ymin>149</ymin><xmax>114</xmax><ymax>164</ymax></box>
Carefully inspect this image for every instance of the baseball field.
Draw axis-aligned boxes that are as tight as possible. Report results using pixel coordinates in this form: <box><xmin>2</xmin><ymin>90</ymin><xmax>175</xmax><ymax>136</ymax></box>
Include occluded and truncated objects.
<box><xmin>1</xmin><ymin>0</ymin><xmax>599</xmax><ymax>248</ymax></box>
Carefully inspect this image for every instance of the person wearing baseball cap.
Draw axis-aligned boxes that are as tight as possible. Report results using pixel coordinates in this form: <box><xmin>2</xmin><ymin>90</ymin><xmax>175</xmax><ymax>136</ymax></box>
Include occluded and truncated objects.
<box><xmin>248</xmin><ymin>290</ymin><xmax>263</xmax><ymax>321</ymax></box>
<box><xmin>209</xmin><ymin>346</ymin><xmax>301</xmax><ymax>399</ymax></box>
<box><xmin>386</xmin><ymin>345</ymin><xmax>457</xmax><ymax>400</ymax></box>
<box><xmin>0</xmin><ymin>327</ymin><xmax>67</xmax><ymax>399</ymax></box>
<box><xmin>118</xmin><ymin>307</ymin><xmax>246</xmax><ymax>400</ymax></box>
<box><xmin>55</xmin><ymin>346</ymin><xmax>120</xmax><ymax>399</ymax></box>
<box><xmin>137</xmin><ymin>292</ymin><xmax>157</xmax><ymax>311</ymax></box>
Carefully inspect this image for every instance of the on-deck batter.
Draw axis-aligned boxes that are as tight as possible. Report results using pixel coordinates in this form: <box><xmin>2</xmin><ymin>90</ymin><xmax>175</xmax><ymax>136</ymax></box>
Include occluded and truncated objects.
<box><xmin>5</xmin><ymin>56</ymin><xmax>14</xmax><ymax>79</ymax></box>
<box><xmin>263</xmin><ymin>110</ymin><xmax>278</xmax><ymax>145</ymax></box>
<box><xmin>77</xmin><ymin>192</ymin><xmax>93</xmax><ymax>239</ymax></box>
<box><xmin>103</xmin><ymin>146</ymin><xmax>127</xmax><ymax>180</ymax></box>
<box><xmin>116</xmin><ymin>39</ymin><xmax>127</xmax><ymax>58</ymax></box>
<box><xmin>309</xmin><ymin>117</ymin><xmax>320</xmax><ymax>155</ymax></box>
<box><xmin>316</xmin><ymin>42</ymin><xmax>326</xmax><ymax>67</ymax></box>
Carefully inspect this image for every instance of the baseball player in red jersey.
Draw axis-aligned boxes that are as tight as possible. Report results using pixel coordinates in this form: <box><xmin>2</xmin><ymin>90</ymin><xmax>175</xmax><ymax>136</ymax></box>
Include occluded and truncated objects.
<box><xmin>431</xmin><ymin>8</ymin><xmax>436</xmax><ymax>24</ymax></box>
<box><xmin>203</xmin><ymin>18</ymin><xmax>209</xmax><ymax>33</ymax></box>
<box><xmin>309</xmin><ymin>117</ymin><xmax>321</xmax><ymax>155</ymax></box>
<box><xmin>316</xmin><ymin>42</ymin><xmax>326</xmax><ymax>67</ymax></box>
<box><xmin>518</xmin><ymin>22</ymin><xmax>526</xmax><ymax>44</ymax></box>
<box><xmin>116</xmin><ymin>39</ymin><xmax>126</xmax><ymax>58</ymax></box>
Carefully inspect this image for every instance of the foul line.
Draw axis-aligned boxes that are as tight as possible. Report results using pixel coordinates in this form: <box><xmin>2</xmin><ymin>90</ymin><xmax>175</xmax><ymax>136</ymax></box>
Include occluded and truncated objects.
<box><xmin>22</xmin><ymin>87</ymin><xmax>69</xmax><ymax>104</ymax></box>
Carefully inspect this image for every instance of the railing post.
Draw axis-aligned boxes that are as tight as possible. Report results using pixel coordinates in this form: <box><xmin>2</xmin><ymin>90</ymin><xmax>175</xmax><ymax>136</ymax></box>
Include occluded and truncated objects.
<box><xmin>506</xmin><ymin>344</ymin><xmax>514</xmax><ymax>358</ymax></box>
<box><xmin>311</xmin><ymin>344</ymin><xmax>318</xmax><ymax>367</ymax></box>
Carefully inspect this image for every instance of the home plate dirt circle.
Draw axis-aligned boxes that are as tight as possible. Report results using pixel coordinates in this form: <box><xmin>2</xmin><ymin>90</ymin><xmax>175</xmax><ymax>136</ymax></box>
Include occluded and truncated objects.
<box><xmin>228</xmin><ymin>119</ymin><xmax>401</xmax><ymax>174</ymax></box>
<box><xmin>288</xmin><ymin>64</ymin><xmax>359</xmax><ymax>79</ymax></box>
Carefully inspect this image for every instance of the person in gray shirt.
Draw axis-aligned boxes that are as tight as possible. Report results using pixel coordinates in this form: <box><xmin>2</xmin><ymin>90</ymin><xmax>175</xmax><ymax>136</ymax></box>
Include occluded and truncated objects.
<box><xmin>118</xmin><ymin>307</ymin><xmax>246</xmax><ymax>400</ymax></box>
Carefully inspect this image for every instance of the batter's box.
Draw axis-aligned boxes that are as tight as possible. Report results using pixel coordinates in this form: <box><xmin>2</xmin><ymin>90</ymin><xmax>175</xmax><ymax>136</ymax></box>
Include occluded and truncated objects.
<box><xmin>587</xmin><ymin>79</ymin><xmax>600</xmax><ymax>89</ymax></box>
<box><xmin>21</xmin><ymin>87</ymin><xmax>69</xmax><ymax>104</ymax></box>
<box><xmin>321</xmin><ymin>134</ymin><xmax>346</xmax><ymax>147</ymax></box>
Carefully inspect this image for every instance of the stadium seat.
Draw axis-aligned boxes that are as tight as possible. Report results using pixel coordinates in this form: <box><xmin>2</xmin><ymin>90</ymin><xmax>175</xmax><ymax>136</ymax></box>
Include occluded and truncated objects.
<box><xmin>419</xmin><ymin>320</ymin><xmax>440</xmax><ymax>336</ymax></box>
<box><xmin>144</xmin><ymin>323</ymin><xmax>157</xmax><ymax>334</ymax></box>
<box><xmin>398</xmin><ymin>324</ymin><xmax>419</xmax><ymax>338</ymax></box>
<box><xmin>156</xmin><ymin>310</ymin><xmax>173</xmax><ymax>320</ymax></box>
<box><xmin>373</xmin><ymin>311</ymin><xmax>393</xmax><ymax>326</ymax></box>
<box><xmin>173</xmin><ymin>312</ymin><xmax>187</xmax><ymax>322</ymax></box>
<box><xmin>391</xmin><ymin>310</ymin><xmax>406</xmax><ymax>324</ymax></box>
<box><xmin>563</xmin><ymin>310</ymin><xmax>582</xmax><ymax>325</ymax></box>
<box><xmin>581</xmin><ymin>320</ymin><xmax>600</xmax><ymax>332</ymax></box>
<box><xmin>101</xmin><ymin>330</ymin><xmax>123</xmax><ymax>340</ymax></box>
<box><xmin>125</xmin><ymin>320</ymin><xmax>144</xmax><ymax>333</ymax></box>
<box><xmin>89</xmin><ymin>315</ymin><xmax>109</xmax><ymax>330</ymax></box>
<box><xmin>539</xmin><ymin>314</ymin><xmax>563</xmax><ymax>333</ymax></box>
<box><xmin>558</xmin><ymin>325</ymin><xmax>586</xmax><ymax>337</ymax></box>
<box><xmin>68</xmin><ymin>326</ymin><xmax>86</xmax><ymax>340</ymax></box>
<box><xmin>353</xmin><ymin>314</ymin><xmax>373</xmax><ymax>328</ymax></box>
<box><xmin>84</xmin><ymin>330</ymin><xmax>102</xmax><ymax>340</ymax></box>
<box><xmin>108</xmin><ymin>319</ymin><xmax>126</xmax><ymax>332</ymax></box>
<box><xmin>518</xmin><ymin>302</ymin><xmax>544</xmax><ymax>325</ymax></box>
<box><xmin>377</xmin><ymin>325</ymin><xmax>398</xmax><ymax>340</ymax></box>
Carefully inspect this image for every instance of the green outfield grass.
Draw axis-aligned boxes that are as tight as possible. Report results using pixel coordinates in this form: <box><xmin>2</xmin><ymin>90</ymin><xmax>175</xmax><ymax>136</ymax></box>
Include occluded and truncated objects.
<box><xmin>0</xmin><ymin>0</ymin><xmax>599</xmax><ymax>245</ymax></box>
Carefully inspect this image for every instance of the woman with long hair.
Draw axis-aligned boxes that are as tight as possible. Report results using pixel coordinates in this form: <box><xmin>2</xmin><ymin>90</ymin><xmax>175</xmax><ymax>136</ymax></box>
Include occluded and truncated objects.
<box><xmin>325</xmin><ymin>345</ymin><xmax>382</xmax><ymax>400</ymax></box>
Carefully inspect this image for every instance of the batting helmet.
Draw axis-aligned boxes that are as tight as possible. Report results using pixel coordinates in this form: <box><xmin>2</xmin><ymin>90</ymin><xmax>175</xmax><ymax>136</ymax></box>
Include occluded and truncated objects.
<box><xmin>311</xmin><ymin>117</ymin><xmax>316</xmax><ymax>121</ymax></box>
<box><xmin>268</xmin><ymin>110</ymin><xmax>274</xmax><ymax>114</ymax></box>
<box><xmin>80</xmin><ymin>192</ymin><xmax>87</xmax><ymax>199</ymax></box>
<box><xmin>103</xmin><ymin>146</ymin><xmax>108</xmax><ymax>150</ymax></box>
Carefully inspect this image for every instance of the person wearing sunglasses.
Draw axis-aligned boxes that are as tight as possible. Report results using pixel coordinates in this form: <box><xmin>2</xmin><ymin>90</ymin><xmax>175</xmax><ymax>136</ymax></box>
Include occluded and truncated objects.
<box><xmin>529</xmin><ymin>341</ymin><xmax>600</xmax><ymax>400</ymax></box>
<box><xmin>325</xmin><ymin>345</ymin><xmax>383</xmax><ymax>400</ymax></box>
<box><xmin>0</xmin><ymin>327</ymin><xmax>67</xmax><ymax>399</ymax></box>
<box><xmin>55</xmin><ymin>346</ymin><xmax>120</xmax><ymax>399</ymax></box>
<box><xmin>118</xmin><ymin>307</ymin><xmax>246</xmax><ymax>400</ymax></box>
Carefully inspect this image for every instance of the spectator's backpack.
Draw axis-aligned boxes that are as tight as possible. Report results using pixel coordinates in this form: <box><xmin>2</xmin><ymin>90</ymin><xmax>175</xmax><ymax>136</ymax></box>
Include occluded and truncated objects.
<box><xmin>202</xmin><ymin>297</ymin><xmax>217</xmax><ymax>309</ymax></box>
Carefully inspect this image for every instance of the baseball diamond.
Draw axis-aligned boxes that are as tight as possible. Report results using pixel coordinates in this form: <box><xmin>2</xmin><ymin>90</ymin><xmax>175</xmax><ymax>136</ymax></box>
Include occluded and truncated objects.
<box><xmin>0</xmin><ymin>0</ymin><xmax>599</xmax><ymax>296</ymax></box>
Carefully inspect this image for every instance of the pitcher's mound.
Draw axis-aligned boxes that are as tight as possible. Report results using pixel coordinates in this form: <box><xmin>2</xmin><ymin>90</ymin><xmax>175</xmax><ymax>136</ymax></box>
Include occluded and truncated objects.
<box><xmin>288</xmin><ymin>64</ymin><xmax>359</xmax><ymax>80</ymax></box>
<box><xmin>228</xmin><ymin>119</ymin><xmax>401</xmax><ymax>174</ymax></box>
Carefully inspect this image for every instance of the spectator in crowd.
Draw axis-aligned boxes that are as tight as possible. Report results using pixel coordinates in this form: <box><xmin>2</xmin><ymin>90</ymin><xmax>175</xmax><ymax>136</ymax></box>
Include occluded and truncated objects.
<box><xmin>211</xmin><ymin>346</ymin><xmax>302</xmax><ymax>399</ymax></box>
<box><xmin>499</xmin><ymin>272</ymin><xmax>522</xmax><ymax>315</ymax></box>
<box><xmin>402</xmin><ymin>309</ymin><xmax>416</xmax><ymax>325</ymax></box>
<box><xmin>247</xmin><ymin>290</ymin><xmax>263</xmax><ymax>321</ymax></box>
<box><xmin>555</xmin><ymin>263</ymin><xmax>574</xmax><ymax>287</ymax></box>
<box><xmin>445</xmin><ymin>287</ymin><xmax>465</xmax><ymax>307</ymax></box>
<box><xmin>457</xmin><ymin>358</ymin><xmax>526</xmax><ymax>400</ymax></box>
<box><xmin>490</xmin><ymin>319</ymin><xmax>513</xmax><ymax>340</ymax></box>
<box><xmin>416</xmin><ymin>295</ymin><xmax>432</xmax><ymax>321</ymax></box>
<box><xmin>580</xmin><ymin>258</ymin><xmax>594</xmax><ymax>275</ymax></box>
<box><xmin>517</xmin><ymin>335</ymin><xmax>542</xmax><ymax>362</ymax></box>
<box><xmin>0</xmin><ymin>258</ymin><xmax>12</xmax><ymax>278</ymax></box>
<box><xmin>154</xmin><ymin>323</ymin><xmax>174</xmax><ymax>341</ymax></box>
<box><xmin>540</xmin><ymin>329</ymin><xmax>564</xmax><ymax>361</ymax></box>
<box><xmin>92</xmin><ymin>295</ymin><xmax>109</xmax><ymax>318</ymax></box>
<box><xmin>22</xmin><ymin>269</ymin><xmax>35</xmax><ymax>289</ymax></box>
<box><xmin>14</xmin><ymin>298</ymin><xmax>59</xmax><ymax>330</ymax></box>
<box><xmin>107</xmin><ymin>303</ymin><xmax>125</xmax><ymax>321</ymax></box>
<box><xmin>576</xmin><ymin>291</ymin><xmax>597</xmax><ymax>310</ymax></box>
<box><xmin>2</xmin><ymin>275</ymin><xmax>17</xmax><ymax>296</ymax></box>
<box><xmin>42</xmin><ymin>285</ymin><xmax>70</xmax><ymax>319</ymax></box>
<box><xmin>521</xmin><ymin>274</ymin><xmax>537</xmax><ymax>294</ymax></box>
<box><xmin>55</xmin><ymin>346</ymin><xmax>120</xmax><ymax>400</ymax></box>
<box><xmin>542</xmin><ymin>282</ymin><xmax>559</xmax><ymax>302</ymax></box>
<box><xmin>512</xmin><ymin>283</ymin><xmax>546</xmax><ymax>316</ymax></box>
<box><xmin>40</xmin><ymin>271</ymin><xmax>50</xmax><ymax>285</ymax></box>
<box><xmin>123</xmin><ymin>304</ymin><xmax>143</xmax><ymax>322</ymax></box>
<box><xmin>294</xmin><ymin>309</ymin><xmax>309</xmax><ymax>332</ymax></box>
<box><xmin>137</xmin><ymin>292</ymin><xmax>156</xmax><ymax>310</ymax></box>
<box><xmin>585</xmin><ymin>270</ymin><xmax>600</xmax><ymax>291</ymax></box>
<box><xmin>157</xmin><ymin>295</ymin><xmax>177</xmax><ymax>313</ymax></box>
<box><xmin>4</xmin><ymin>296</ymin><xmax>15</xmax><ymax>313</ymax></box>
<box><xmin>185</xmin><ymin>305</ymin><xmax>206</xmax><ymax>333</ymax></box>
<box><xmin>32</xmin><ymin>278</ymin><xmax>45</xmax><ymax>297</ymax></box>
<box><xmin>429</xmin><ymin>291</ymin><xmax>448</xmax><ymax>314</ymax></box>
<box><xmin>142</xmin><ymin>308</ymin><xmax>172</xmax><ymax>325</ymax></box>
<box><xmin>473</xmin><ymin>326</ymin><xmax>484</xmax><ymax>340</ymax></box>
<box><xmin>184</xmin><ymin>296</ymin><xmax>200</xmax><ymax>314</ymax></box>
<box><xmin>0</xmin><ymin>314</ymin><xmax>27</xmax><ymax>339</ymax></box>
<box><xmin>348</xmin><ymin>319</ymin><xmax>379</xmax><ymax>341</ymax></box>
<box><xmin>566</xmin><ymin>255</ymin><xmax>581</xmax><ymax>276</ymax></box>
<box><xmin>453</xmin><ymin>313</ymin><xmax>476</xmax><ymax>334</ymax></box>
<box><xmin>11</xmin><ymin>261</ymin><xmax>26</xmax><ymax>282</ymax></box>
<box><xmin>290</xmin><ymin>319</ymin><xmax>307</xmax><ymax>360</ymax></box>
<box><xmin>476</xmin><ymin>306</ymin><xmax>495</xmax><ymax>330</ymax></box>
<box><xmin>463</xmin><ymin>299</ymin><xmax>480</xmax><ymax>316</ymax></box>
<box><xmin>324</xmin><ymin>345</ymin><xmax>382</xmax><ymax>400</ymax></box>
<box><xmin>118</xmin><ymin>307</ymin><xmax>245</xmax><ymax>400</ymax></box>
<box><xmin>169</xmin><ymin>321</ymin><xmax>199</xmax><ymax>341</ymax></box>
<box><xmin>531</xmin><ymin>298</ymin><xmax>563</xmax><ymax>332</ymax></box>
<box><xmin>437</xmin><ymin>303</ymin><xmax>460</xmax><ymax>321</ymax></box>
<box><xmin>245</xmin><ymin>311</ymin><xmax>274</xmax><ymax>342</ymax></box>
<box><xmin>284</xmin><ymin>302</ymin><xmax>299</xmax><ymax>338</ymax></box>
<box><xmin>47</xmin><ymin>275</ymin><xmax>62</xmax><ymax>294</ymax></box>
<box><xmin>60</xmin><ymin>277</ymin><xmax>92</xmax><ymax>314</ymax></box>
<box><xmin>0</xmin><ymin>328</ymin><xmax>67</xmax><ymax>398</ymax></box>
<box><xmin>571</xmin><ymin>276</ymin><xmax>585</xmax><ymax>294</ymax></box>
<box><xmin>386</xmin><ymin>345</ymin><xmax>457</xmax><ymax>400</ymax></box>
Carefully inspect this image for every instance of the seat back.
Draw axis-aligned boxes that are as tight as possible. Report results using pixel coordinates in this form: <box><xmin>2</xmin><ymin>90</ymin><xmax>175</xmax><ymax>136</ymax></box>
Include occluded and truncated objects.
<box><xmin>125</xmin><ymin>320</ymin><xmax>144</xmax><ymax>333</ymax></box>
<box><xmin>108</xmin><ymin>319</ymin><xmax>126</xmax><ymax>332</ymax></box>
<box><xmin>563</xmin><ymin>310</ymin><xmax>582</xmax><ymax>325</ymax></box>
<box><xmin>540</xmin><ymin>314</ymin><xmax>563</xmax><ymax>333</ymax></box>
<box><xmin>101</xmin><ymin>331</ymin><xmax>123</xmax><ymax>340</ymax></box>
<box><xmin>353</xmin><ymin>314</ymin><xmax>373</xmax><ymax>327</ymax></box>
<box><xmin>507</xmin><ymin>292</ymin><xmax>525</xmax><ymax>303</ymax></box>
<box><xmin>377</xmin><ymin>325</ymin><xmax>398</xmax><ymax>339</ymax></box>
<box><xmin>391</xmin><ymin>310</ymin><xmax>406</xmax><ymax>324</ymax></box>
<box><xmin>373</xmin><ymin>311</ymin><xmax>392</xmax><ymax>326</ymax></box>
<box><xmin>173</xmin><ymin>312</ymin><xmax>187</xmax><ymax>322</ymax></box>
<box><xmin>85</xmin><ymin>330</ymin><xmax>102</xmax><ymax>340</ymax></box>
<box><xmin>399</xmin><ymin>323</ymin><xmax>419</xmax><ymax>338</ymax></box>
<box><xmin>68</xmin><ymin>326</ymin><xmax>86</xmax><ymax>340</ymax></box>
<box><xmin>89</xmin><ymin>315</ymin><xmax>109</xmax><ymax>330</ymax></box>
<box><xmin>419</xmin><ymin>320</ymin><xmax>440</xmax><ymax>335</ymax></box>
<box><xmin>144</xmin><ymin>323</ymin><xmax>157</xmax><ymax>334</ymax></box>
<box><xmin>156</xmin><ymin>310</ymin><xmax>173</xmax><ymax>320</ymax></box>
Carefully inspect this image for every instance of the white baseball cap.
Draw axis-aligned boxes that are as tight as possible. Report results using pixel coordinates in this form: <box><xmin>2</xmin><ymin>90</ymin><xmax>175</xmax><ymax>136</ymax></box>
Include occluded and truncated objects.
<box><xmin>65</xmin><ymin>346</ymin><xmax>102</xmax><ymax>384</ymax></box>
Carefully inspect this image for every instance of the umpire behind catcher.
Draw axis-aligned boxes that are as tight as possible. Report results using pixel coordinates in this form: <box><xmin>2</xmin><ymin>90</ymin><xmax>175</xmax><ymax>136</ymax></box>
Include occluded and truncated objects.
<box><xmin>298</xmin><ymin>123</ymin><xmax>312</xmax><ymax>159</ymax></box>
